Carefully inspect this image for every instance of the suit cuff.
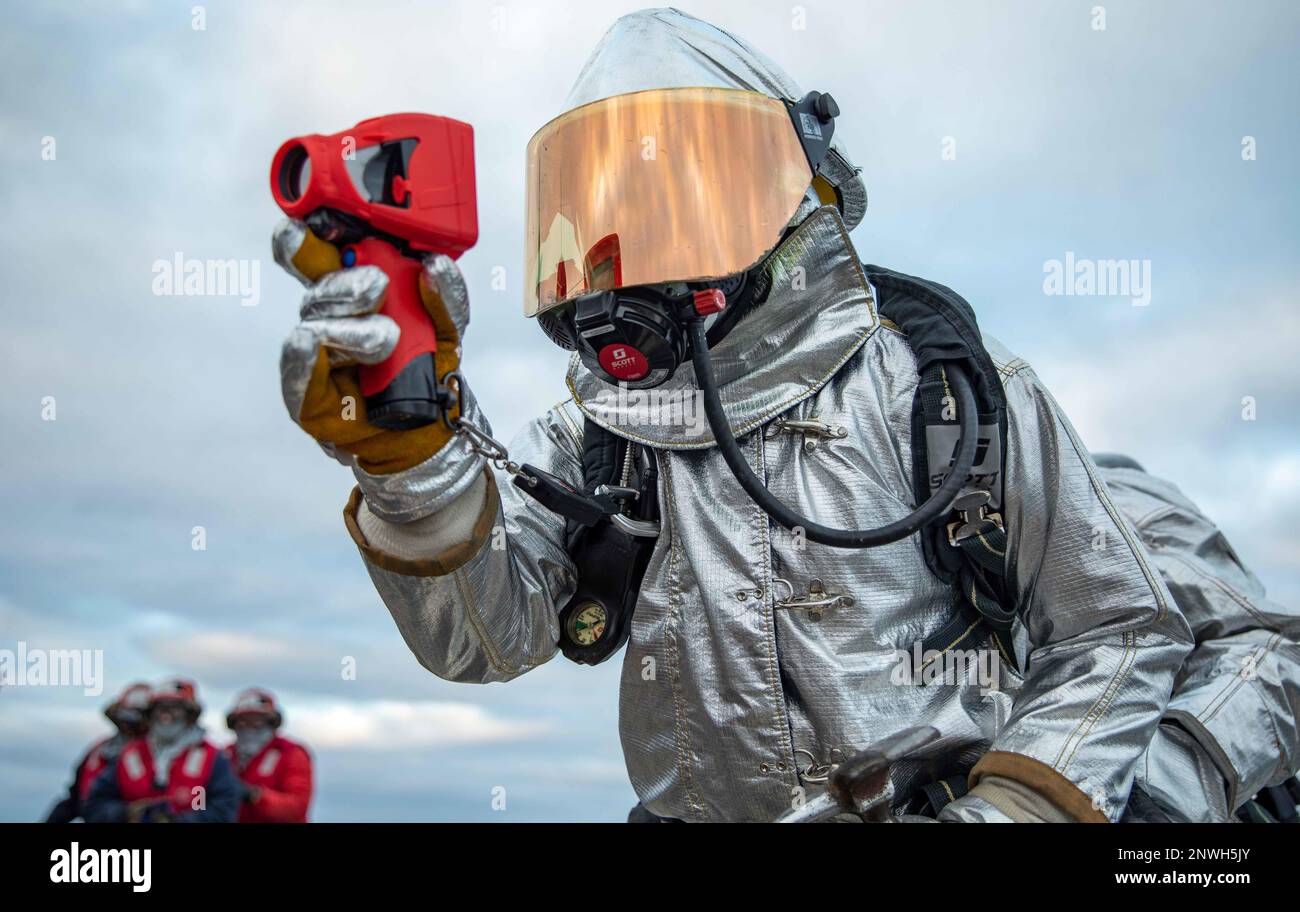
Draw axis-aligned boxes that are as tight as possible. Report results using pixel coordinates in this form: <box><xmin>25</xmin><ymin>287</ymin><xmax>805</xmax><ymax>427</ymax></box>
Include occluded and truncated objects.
<box><xmin>969</xmin><ymin>750</ymin><xmax>1109</xmax><ymax>822</ymax></box>
<box><xmin>344</xmin><ymin>467</ymin><xmax>500</xmax><ymax>577</ymax></box>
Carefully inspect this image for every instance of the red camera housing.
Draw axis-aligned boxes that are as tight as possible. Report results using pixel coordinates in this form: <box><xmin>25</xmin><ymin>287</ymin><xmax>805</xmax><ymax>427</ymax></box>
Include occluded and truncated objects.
<box><xmin>269</xmin><ymin>113</ymin><xmax>478</xmax><ymax>429</ymax></box>
<box><xmin>270</xmin><ymin>112</ymin><xmax>478</xmax><ymax>255</ymax></box>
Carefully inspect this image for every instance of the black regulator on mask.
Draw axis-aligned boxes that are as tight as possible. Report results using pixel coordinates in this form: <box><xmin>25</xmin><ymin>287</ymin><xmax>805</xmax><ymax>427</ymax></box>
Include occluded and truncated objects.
<box><xmin>538</xmin><ymin>274</ymin><xmax>750</xmax><ymax>388</ymax></box>
<box><xmin>518</xmin><ymin>91</ymin><xmax>984</xmax><ymax>664</ymax></box>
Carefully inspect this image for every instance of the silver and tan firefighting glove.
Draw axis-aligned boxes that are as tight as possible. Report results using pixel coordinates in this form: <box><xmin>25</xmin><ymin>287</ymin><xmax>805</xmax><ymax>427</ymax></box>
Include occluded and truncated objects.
<box><xmin>272</xmin><ymin>219</ymin><xmax>491</xmax><ymax>536</ymax></box>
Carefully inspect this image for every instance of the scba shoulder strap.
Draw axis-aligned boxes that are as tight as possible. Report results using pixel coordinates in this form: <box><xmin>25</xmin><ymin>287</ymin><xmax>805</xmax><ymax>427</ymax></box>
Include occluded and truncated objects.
<box><xmin>553</xmin><ymin>418</ymin><xmax>660</xmax><ymax>665</ymax></box>
<box><xmin>864</xmin><ymin>265</ymin><xmax>1018</xmax><ymax>670</ymax></box>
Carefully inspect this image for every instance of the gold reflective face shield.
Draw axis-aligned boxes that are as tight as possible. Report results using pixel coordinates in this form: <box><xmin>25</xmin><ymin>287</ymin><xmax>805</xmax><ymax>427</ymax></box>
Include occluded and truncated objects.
<box><xmin>523</xmin><ymin>87</ymin><xmax>815</xmax><ymax>316</ymax></box>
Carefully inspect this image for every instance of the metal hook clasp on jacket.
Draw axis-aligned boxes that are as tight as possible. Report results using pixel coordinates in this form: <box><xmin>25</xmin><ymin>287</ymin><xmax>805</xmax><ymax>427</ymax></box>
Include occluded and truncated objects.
<box><xmin>772</xmin><ymin>578</ymin><xmax>854</xmax><ymax>620</ymax></box>
<box><xmin>793</xmin><ymin>747</ymin><xmax>848</xmax><ymax>783</ymax></box>
<box><xmin>765</xmin><ymin>415</ymin><xmax>848</xmax><ymax>453</ymax></box>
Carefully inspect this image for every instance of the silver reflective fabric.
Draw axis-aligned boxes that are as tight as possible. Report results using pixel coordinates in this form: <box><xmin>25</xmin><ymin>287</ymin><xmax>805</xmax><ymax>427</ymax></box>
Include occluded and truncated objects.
<box><xmin>357</xmin><ymin>206</ymin><xmax>1194</xmax><ymax>821</ymax></box>
<box><xmin>1103</xmin><ymin>466</ymin><xmax>1300</xmax><ymax>821</ymax></box>
<box><xmin>1132</xmin><ymin>723</ymin><xmax>1232</xmax><ymax>823</ymax></box>
<box><xmin>937</xmin><ymin>792</ymin><xmax>1017</xmax><ymax>824</ymax></box>
<box><xmin>353</xmin><ymin>386</ymin><xmax>488</xmax><ymax>523</ymax></box>
<box><xmin>422</xmin><ymin>252</ymin><xmax>470</xmax><ymax>353</ymax></box>
<box><xmin>562</xmin><ymin>8</ymin><xmax>867</xmax><ymax>231</ymax></box>
<box><xmin>272</xmin><ymin>218</ymin><xmax>313</xmax><ymax>286</ymax></box>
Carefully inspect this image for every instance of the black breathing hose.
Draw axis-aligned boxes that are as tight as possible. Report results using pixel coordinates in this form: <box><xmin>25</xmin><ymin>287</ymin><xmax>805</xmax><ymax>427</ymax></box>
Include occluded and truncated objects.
<box><xmin>687</xmin><ymin>320</ymin><xmax>979</xmax><ymax>549</ymax></box>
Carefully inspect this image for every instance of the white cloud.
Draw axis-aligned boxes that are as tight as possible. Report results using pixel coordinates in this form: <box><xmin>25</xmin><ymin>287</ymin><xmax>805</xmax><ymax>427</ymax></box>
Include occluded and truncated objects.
<box><xmin>289</xmin><ymin>699</ymin><xmax>551</xmax><ymax>750</ymax></box>
<box><xmin>144</xmin><ymin>631</ymin><xmax>293</xmax><ymax>669</ymax></box>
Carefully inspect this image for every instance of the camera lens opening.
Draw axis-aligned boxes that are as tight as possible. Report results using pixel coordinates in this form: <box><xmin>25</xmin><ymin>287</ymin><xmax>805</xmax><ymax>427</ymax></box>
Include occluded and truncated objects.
<box><xmin>278</xmin><ymin>144</ymin><xmax>312</xmax><ymax>202</ymax></box>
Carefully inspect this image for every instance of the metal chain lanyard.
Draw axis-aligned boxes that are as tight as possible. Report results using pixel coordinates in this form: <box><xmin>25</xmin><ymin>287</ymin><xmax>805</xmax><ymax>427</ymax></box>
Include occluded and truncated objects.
<box><xmin>441</xmin><ymin>371</ymin><xmax>537</xmax><ymax>488</ymax></box>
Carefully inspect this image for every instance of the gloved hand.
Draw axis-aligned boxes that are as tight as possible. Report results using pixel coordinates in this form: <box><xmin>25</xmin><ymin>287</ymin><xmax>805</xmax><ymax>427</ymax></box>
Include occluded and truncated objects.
<box><xmin>273</xmin><ymin>218</ymin><xmax>471</xmax><ymax>472</ymax></box>
<box><xmin>273</xmin><ymin>219</ymin><xmax>488</xmax><ymax>524</ymax></box>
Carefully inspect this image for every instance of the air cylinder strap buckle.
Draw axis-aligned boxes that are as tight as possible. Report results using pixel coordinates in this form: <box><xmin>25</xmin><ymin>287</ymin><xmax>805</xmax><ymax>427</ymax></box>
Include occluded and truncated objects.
<box><xmin>946</xmin><ymin>490</ymin><xmax>1004</xmax><ymax>547</ymax></box>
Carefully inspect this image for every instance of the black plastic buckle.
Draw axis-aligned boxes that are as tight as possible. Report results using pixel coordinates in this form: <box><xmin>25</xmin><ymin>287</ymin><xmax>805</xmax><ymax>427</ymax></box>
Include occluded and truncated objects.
<box><xmin>513</xmin><ymin>464</ymin><xmax>619</xmax><ymax>528</ymax></box>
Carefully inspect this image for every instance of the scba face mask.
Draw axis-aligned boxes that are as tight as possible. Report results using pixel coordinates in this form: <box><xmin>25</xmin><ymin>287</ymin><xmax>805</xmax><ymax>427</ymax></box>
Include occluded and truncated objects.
<box><xmin>525</xmin><ymin>86</ymin><xmax>841</xmax><ymax>388</ymax></box>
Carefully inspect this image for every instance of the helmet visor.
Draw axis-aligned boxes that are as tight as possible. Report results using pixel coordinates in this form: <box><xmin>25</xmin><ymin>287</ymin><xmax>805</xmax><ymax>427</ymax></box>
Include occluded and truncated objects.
<box><xmin>524</xmin><ymin>87</ymin><xmax>812</xmax><ymax>316</ymax></box>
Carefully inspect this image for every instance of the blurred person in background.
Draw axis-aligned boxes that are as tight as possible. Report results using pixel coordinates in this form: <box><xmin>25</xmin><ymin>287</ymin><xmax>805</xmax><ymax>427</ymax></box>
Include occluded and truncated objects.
<box><xmin>44</xmin><ymin>681</ymin><xmax>150</xmax><ymax>823</ymax></box>
<box><xmin>225</xmin><ymin>688</ymin><xmax>313</xmax><ymax>823</ymax></box>
<box><xmin>83</xmin><ymin>677</ymin><xmax>238</xmax><ymax>823</ymax></box>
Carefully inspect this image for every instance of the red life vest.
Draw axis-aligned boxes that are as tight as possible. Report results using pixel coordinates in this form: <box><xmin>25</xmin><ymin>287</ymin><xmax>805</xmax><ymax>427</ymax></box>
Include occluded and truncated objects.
<box><xmin>116</xmin><ymin>737</ymin><xmax>220</xmax><ymax>814</ymax></box>
<box><xmin>76</xmin><ymin>737</ymin><xmax>118</xmax><ymax>802</ymax></box>
<box><xmin>226</xmin><ymin>735</ymin><xmax>313</xmax><ymax>823</ymax></box>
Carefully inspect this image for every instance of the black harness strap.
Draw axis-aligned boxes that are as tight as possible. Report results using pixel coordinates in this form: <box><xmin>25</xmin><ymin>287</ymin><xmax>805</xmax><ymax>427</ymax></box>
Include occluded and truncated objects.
<box><xmin>866</xmin><ymin>266</ymin><xmax>1020</xmax><ymax>670</ymax></box>
<box><xmin>918</xmin><ymin>774</ymin><xmax>971</xmax><ymax>815</ymax></box>
<box><xmin>545</xmin><ymin>419</ymin><xmax>659</xmax><ymax>665</ymax></box>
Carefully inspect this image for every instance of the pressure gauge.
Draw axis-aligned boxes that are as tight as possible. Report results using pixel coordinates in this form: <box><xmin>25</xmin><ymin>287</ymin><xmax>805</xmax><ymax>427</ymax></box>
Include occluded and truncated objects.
<box><xmin>566</xmin><ymin>601</ymin><xmax>608</xmax><ymax>647</ymax></box>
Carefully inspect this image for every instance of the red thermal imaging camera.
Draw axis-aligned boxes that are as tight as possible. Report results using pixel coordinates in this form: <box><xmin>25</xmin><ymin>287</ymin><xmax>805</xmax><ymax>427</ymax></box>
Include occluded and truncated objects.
<box><xmin>270</xmin><ymin>113</ymin><xmax>478</xmax><ymax>429</ymax></box>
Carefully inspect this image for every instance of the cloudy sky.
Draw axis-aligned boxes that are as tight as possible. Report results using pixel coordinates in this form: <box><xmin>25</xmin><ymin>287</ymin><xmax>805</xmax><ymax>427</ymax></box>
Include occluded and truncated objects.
<box><xmin>1</xmin><ymin>0</ymin><xmax>1296</xmax><ymax>821</ymax></box>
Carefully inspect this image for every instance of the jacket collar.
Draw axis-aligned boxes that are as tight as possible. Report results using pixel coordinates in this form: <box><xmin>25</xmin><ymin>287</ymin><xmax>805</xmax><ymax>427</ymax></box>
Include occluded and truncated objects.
<box><xmin>567</xmin><ymin>205</ymin><xmax>878</xmax><ymax>449</ymax></box>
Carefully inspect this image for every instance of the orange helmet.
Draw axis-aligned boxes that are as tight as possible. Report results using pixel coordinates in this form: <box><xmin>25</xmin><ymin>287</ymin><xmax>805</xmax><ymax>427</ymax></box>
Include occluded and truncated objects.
<box><xmin>149</xmin><ymin>677</ymin><xmax>202</xmax><ymax>716</ymax></box>
<box><xmin>225</xmin><ymin>687</ymin><xmax>283</xmax><ymax>729</ymax></box>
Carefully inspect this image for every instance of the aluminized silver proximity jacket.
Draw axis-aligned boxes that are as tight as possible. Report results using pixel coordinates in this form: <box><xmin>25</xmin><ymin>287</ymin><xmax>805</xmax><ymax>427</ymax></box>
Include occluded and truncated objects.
<box><xmin>1102</xmin><ymin>466</ymin><xmax>1300</xmax><ymax>821</ymax></box>
<box><xmin>358</xmin><ymin>205</ymin><xmax>1193</xmax><ymax>821</ymax></box>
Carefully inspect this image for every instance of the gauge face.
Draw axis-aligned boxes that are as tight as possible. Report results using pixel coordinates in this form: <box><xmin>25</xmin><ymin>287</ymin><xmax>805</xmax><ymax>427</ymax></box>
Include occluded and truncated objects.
<box><xmin>569</xmin><ymin>602</ymin><xmax>608</xmax><ymax>646</ymax></box>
